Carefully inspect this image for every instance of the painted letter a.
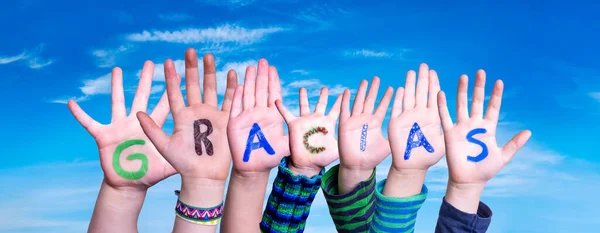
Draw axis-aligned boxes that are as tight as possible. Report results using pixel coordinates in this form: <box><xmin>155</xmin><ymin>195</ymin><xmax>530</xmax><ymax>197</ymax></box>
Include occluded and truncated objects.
<box><xmin>243</xmin><ymin>123</ymin><xmax>275</xmax><ymax>162</ymax></box>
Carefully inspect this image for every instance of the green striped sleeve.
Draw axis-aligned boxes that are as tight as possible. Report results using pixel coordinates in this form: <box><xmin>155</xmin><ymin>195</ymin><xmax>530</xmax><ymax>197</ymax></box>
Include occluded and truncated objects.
<box><xmin>321</xmin><ymin>164</ymin><xmax>376</xmax><ymax>233</ymax></box>
<box><xmin>369</xmin><ymin>179</ymin><xmax>428</xmax><ymax>233</ymax></box>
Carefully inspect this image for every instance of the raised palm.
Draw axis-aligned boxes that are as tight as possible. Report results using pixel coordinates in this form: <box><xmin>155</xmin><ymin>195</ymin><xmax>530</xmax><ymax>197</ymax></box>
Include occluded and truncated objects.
<box><xmin>338</xmin><ymin>77</ymin><xmax>394</xmax><ymax>170</ymax></box>
<box><xmin>227</xmin><ymin>59</ymin><xmax>289</xmax><ymax>172</ymax></box>
<box><xmin>389</xmin><ymin>64</ymin><xmax>445</xmax><ymax>170</ymax></box>
<box><xmin>437</xmin><ymin>70</ymin><xmax>531</xmax><ymax>186</ymax></box>
<box><xmin>137</xmin><ymin>49</ymin><xmax>237</xmax><ymax>182</ymax></box>
<box><xmin>275</xmin><ymin>87</ymin><xmax>342</xmax><ymax>172</ymax></box>
<box><xmin>68</xmin><ymin>62</ymin><xmax>175</xmax><ymax>189</ymax></box>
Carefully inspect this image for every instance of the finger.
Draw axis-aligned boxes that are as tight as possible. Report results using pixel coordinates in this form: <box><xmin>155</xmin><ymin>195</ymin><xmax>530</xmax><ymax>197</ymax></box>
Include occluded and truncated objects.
<box><xmin>131</xmin><ymin>61</ymin><xmax>154</xmax><ymax>113</ymax></box>
<box><xmin>268</xmin><ymin>66</ymin><xmax>282</xmax><ymax>107</ymax></box>
<box><xmin>275</xmin><ymin>99</ymin><xmax>296</xmax><ymax>123</ymax></box>
<box><xmin>456</xmin><ymin>75</ymin><xmax>469</xmax><ymax>123</ymax></box>
<box><xmin>340</xmin><ymin>89</ymin><xmax>351</xmax><ymax>122</ymax></box>
<box><xmin>184</xmin><ymin>48</ymin><xmax>202</xmax><ymax>106</ymax></box>
<box><xmin>428</xmin><ymin>70</ymin><xmax>440</xmax><ymax>109</ymax></box>
<box><xmin>165</xmin><ymin>59</ymin><xmax>185</xmax><ymax>115</ymax></box>
<box><xmin>68</xmin><ymin>100</ymin><xmax>102</xmax><ymax>136</ymax></box>
<box><xmin>111</xmin><ymin>67</ymin><xmax>127</xmax><ymax>122</ymax></box>
<box><xmin>243</xmin><ymin>66</ymin><xmax>256</xmax><ymax>110</ymax></box>
<box><xmin>484</xmin><ymin>80</ymin><xmax>504</xmax><ymax>122</ymax></box>
<box><xmin>470</xmin><ymin>70</ymin><xmax>486</xmax><ymax>119</ymax></box>
<box><xmin>255</xmin><ymin>59</ymin><xmax>269</xmax><ymax>107</ymax></box>
<box><xmin>314</xmin><ymin>87</ymin><xmax>329</xmax><ymax>115</ymax></box>
<box><xmin>391</xmin><ymin>87</ymin><xmax>404</xmax><ymax>118</ymax></box>
<box><xmin>221</xmin><ymin>69</ymin><xmax>238</xmax><ymax>112</ymax></box>
<box><xmin>374</xmin><ymin>86</ymin><xmax>393</xmax><ymax>119</ymax></box>
<box><xmin>403</xmin><ymin>70</ymin><xmax>417</xmax><ymax>111</ymax></box>
<box><xmin>327</xmin><ymin>94</ymin><xmax>343</xmax><ymax>120</ymax></box>
<box><xmin>203</xmin><ymin>53</ymin><xmax>218</xmax><ymax>106</ymax></box>
<box><xmin>501</xmin><ymin>130</ymin><xmax>532</xmax><ymax>164</ymax></box>
<box><xmin>415</xmin><ymin>63</ymin><xmax>429</xmax><ymax>108</ymax></box>
<box><xmin>299</xmin><ymin>88</ymin><xmax>310</xmax><ymax>116</ymax></box>
<box><xmin>437</xmin><ymin>91</ymin><xmax>454</xmax><ymax>132</ymax></box>
<box><xmin>136</xmin><ymin>112</ymin><xmax>170</xmax><ymax>154</ymax></box>
<box><xmin>352</xmin><ymin>80</ymin><xmax>368</xmax><ymax>115</ymax></box>
<box><xmin>363</xmin><ymin>77</ymin><xmax>380</xmax><ymax>115</ymax></box>
<box><xmin>229</xmin><ymin>85</ymin><xmax>244</xmax><ymax>119</ymax></box>
<box><xmin>149</xmin><ymin>91</ymin><xmax>170</xmax><ymax>127</ymax></box>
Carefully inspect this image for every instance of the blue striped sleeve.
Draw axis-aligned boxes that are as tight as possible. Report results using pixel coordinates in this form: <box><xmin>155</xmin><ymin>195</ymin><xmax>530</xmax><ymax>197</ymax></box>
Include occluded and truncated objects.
<box><xmin>369</xmin><ymin>179</ymin><xmax>428</xmax><ymax>233</ymax></box>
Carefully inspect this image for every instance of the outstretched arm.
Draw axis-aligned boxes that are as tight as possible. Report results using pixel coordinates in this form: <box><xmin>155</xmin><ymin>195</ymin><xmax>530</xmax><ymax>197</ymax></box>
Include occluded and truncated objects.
<box><xmin>220</xmin><ymin>60</ymin><xmax>290</xmax><ymax>233</ymax></box>
<box><xmin>435</xmin><ymin>70</ymin><xmax>531</xmax><ymax>233</ymax></box>
<box><xmin>259</xmin><ymin>87</ymin><xmax>342</xmax><ymax>232</ymax></box>
<box><xmin>67</xmin><ymin>62</ymin><xmax>175</xmax><ymax>233</ymax></box>
<box><xmin>138</xmin><ymin>49</ymin><xmax>237</xmax><ymax>233</ymax></box>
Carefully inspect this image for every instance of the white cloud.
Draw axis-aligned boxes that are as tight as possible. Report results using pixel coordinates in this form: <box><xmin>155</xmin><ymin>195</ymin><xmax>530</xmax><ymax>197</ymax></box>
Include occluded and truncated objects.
<box><xmin>589</xmin><ymin>92</ymin><xmax>600</xmax><ymax>101</ymax></box>
<box><xmin>283</xmin><ymin>79</ymin><xmax>353</xmax><ymax>98</ymax></box>
<box><xmin>49</xmin><ymin>95</ymin><xmax>89</xmax><ymax>104</ymax></box>
<box><xmin>92</xmin><ymin>45</ymin><xmax>134</xmax><ymax>68</ymax></box>
<box><xmin>158</xmin><ymin>13</ymin><xmax>194</xmax><ymax>21</ymax></box>
<box><xmin>126</xmin><ymin>24</ymin><xmax>285</xmax><ymax>45</ymax></box>
<box><xmin>150</xmin><ymin>84</ymin><xmax>165</xmax><ymax>94</ymax></box>
<box><xmin>291</xmin><ymin>69</ymin><xmax>309</xmax><ymax>75</ymax></box>
<box><xmin>0</xmin><ymin>51</ymin><xmax>28</xmax><ymax>64</ymax></box>
<box><xmin>0</xmin><ymin>44</ymin><xmax>54</xmax><ymax>69</ymax></box>
<box><xmin>80</xmin><ymin>73</ymin><xmax>112</xmax><ymax>95</ymax></box>
<box><xmin>295</xmin><ymin>4</ymin><xmax>348</xmax><ymax>31</ymax></box>
<box><xmin>344</xmin><ymin>49</ymin><xmax>393</xmax><ymax>58</ymax></box>
<box><xmin>204</xmin><ymin>0</ymin><xmax>256</xmax><ymax>7</ymax></box>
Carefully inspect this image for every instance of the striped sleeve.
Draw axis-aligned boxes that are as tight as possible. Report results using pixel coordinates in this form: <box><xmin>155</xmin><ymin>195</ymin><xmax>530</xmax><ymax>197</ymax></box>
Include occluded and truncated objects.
<box><xmin>370</xmin><ymin>179</ymin><xmax>428</xmax><ymax>233</ymax></box>
<box><xmin>260</xmin><ymin>157</ymin><xmax>324</xmax><ymax>233</ymax></box>
<box><xmin>321</xmin><ymin>164</ymin><xmax>376</xmax><ymax>233</ymax></box>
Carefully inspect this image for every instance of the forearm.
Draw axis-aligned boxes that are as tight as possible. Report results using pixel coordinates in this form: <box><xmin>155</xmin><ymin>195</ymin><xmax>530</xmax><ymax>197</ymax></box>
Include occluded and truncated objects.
<box><xmin>382</xmin><ymin>167</ymin><xmax>427</xmax><ymax>198</ymax></box>
<box><xmin>338</xmin><ymin>165</ymin><xmax>374</xmax><ymax>194</ymax></box>
<box><xmin>172</xmin><ymin>178</ymin><xmax>225</xmax><ymax>233</ymax></box>
<box><xmin>88</xmin><ymin>180</ymin><xmax>146</xmax><ymax>233</ymax></box>
<box><xmin>370</xmin><ymin>179</ymin><xmax>427</xmax><ymax>233</ymax></box>
<box><xmin>260</xmin><ymin>157</ymin><xmax>324</xmax><ymax>233</ymax></box>
<box><xmin>220</xmin><ymin>170</ymin><xmax>270</xmax><ymax>233</ymax></box>
<box><xmin>321</xmin><ymin>165</ymin><xmax>376</xmax><ymax>233</ymax></box>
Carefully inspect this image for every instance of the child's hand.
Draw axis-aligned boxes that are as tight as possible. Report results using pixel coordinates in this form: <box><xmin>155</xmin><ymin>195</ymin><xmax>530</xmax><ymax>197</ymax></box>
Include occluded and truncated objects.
<box><xmin>337</xmin><ymin>77</ymin><xmax>394</xmax><ymax>193</ymax></box>
<box><xmin>437</xmin><ymin>70</ymin><xmax>531</xmax><ymax>213</ymax></box>
<box><xmin>275</xmin><ymin>87</ymin><xmax>343</xmax><ymax>177</ymax></box>
<box><xmin>385</xmin><ymin>64</ymin><xmax>445</xmax><ymax>197</ymax></box>
<box><xmin>68</xmin><ymin>62</ymin><xmax>175</xmax><ymax>190</ymax></box>
<box><xmin>227</xmin><ymin>59</ymin><xmax>289</xmax><ymax>174</ymax></box>
<box><xmin>137</xmin><ymin>49</ymin><xmax>237</xmax><ymax>208</ymax></box>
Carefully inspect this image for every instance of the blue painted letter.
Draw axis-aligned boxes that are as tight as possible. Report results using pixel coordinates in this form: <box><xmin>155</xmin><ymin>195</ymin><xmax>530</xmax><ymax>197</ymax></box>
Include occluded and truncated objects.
<box><xmin>404</xmin><ymin>122</ymin><xmax>435</xmax><ymax>160</ymax></box>
<box><xmin>243</xmin><ymin>123</ymin><xmax>275</xmax><ymax>162</ymax></box>
<box><xmin>466</xmin><ymin>128</ymin><xmax>488</xmax><ymax>162</ymax></box>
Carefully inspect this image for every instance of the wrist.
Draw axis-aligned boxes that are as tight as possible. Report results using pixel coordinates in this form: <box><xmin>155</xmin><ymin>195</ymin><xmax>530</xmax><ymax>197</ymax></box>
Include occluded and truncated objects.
<box><xmin>101</xmin><ymin>179</ymin><xmax>148</xmax><ymax>205</ymax></box>
<box><xmin>179</xmin><ymin>177</ymin><xmax>225</xmax><ymax>207</ymax></box>
<box><xmin>445</xmin><ymin>181</ymin><xmax>485</xmax><ymax>214</ymax></box>
<box><xmin>383</xmin><ymin>167</ymin><xmax>427</xmax><ymax>198</ymax></box>
<box><xmin>288</xmin><ymin>160</ymin><xmax>322</xmax><ymax>177</ymax></box>
<box><xmin>338</xmin><ymin>165</ymin><xmax>374</xmax><ymax>194</ymax></box>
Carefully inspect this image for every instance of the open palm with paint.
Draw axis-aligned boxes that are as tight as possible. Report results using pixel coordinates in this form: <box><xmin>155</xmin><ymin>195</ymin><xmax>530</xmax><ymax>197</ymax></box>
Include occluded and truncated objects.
<box><xmin>338</xmin><ymin>77</ymin><xmax>393</xmax><ymax>170</ymax></box>
<box><xmin>138</xmin><ymin>49</ymin><xmax>236</xmax><ymax>185</ymax></box>
<box><xmin>387</xmin><ymin>64</ymin><xmax>445</xmax><ymax>173</ymax></box>
<box><xmin>68</xmin><ymin>62</ymin><xmax>175</xmax><ymax>189</ymax></box>
<box><xmin>275</xmin><ymin>87</ymin><xmax>342</xmax><ymax>176</ymax></box>
<box><xmin>437</xmin><ymin>70</ymin><xmax>532</xmax><ymax>213</ymax></box>
<box><xmin>226</xmin><ymin>59</ymin><xmax>289</xmax><ymax>173</ymax></box>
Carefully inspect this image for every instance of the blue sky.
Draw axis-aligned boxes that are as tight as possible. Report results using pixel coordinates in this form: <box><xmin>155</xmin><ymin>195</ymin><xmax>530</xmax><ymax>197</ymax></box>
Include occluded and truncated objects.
<box><xmin>1</xmin><ymin>0</ymin><xmax>599</xmax><ymax>232</ymax></box>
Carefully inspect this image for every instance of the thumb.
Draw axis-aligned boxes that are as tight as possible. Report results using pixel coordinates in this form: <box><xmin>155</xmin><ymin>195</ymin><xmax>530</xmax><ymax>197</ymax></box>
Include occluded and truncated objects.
<box><xmin>501</xmin><ymin>130</ymin><xmax>532</xmax><ymax>164</ymax></box>
<box><xmin>136</xmin><ymin>111</ymin><xmax>170</xmax><ymax>155</ymax></box>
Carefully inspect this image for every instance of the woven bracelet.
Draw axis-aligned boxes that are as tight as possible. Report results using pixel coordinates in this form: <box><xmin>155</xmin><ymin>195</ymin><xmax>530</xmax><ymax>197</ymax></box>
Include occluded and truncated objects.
<box><xmin>174</xmin><ymin>190</ymin><xmax>224</xmax><ymax>225</ymax></box>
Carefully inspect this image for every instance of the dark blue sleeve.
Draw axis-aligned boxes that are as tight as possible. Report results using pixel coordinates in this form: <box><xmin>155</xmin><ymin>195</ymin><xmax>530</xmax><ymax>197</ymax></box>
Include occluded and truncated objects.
<box><xmin>435</xmin><ymin>197</ymin><xmax>492</xmax><ymax>233</ymax></box>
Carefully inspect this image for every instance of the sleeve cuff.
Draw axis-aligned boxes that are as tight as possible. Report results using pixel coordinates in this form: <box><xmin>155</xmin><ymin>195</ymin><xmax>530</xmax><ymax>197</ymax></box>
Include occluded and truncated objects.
<box><xmin>435</xmin><ymin>197</ymin><xmax>492</xmax><ymax>233</ymax></box>
<box><xmin>370</xmin><ymin>179</ymin><xmax>427</xmax><ymax>232</ymax></box>
<box><xmin>320</xmin><ymin>164</ymin><xmax>376</xmax><ymax>232</ymax></box>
